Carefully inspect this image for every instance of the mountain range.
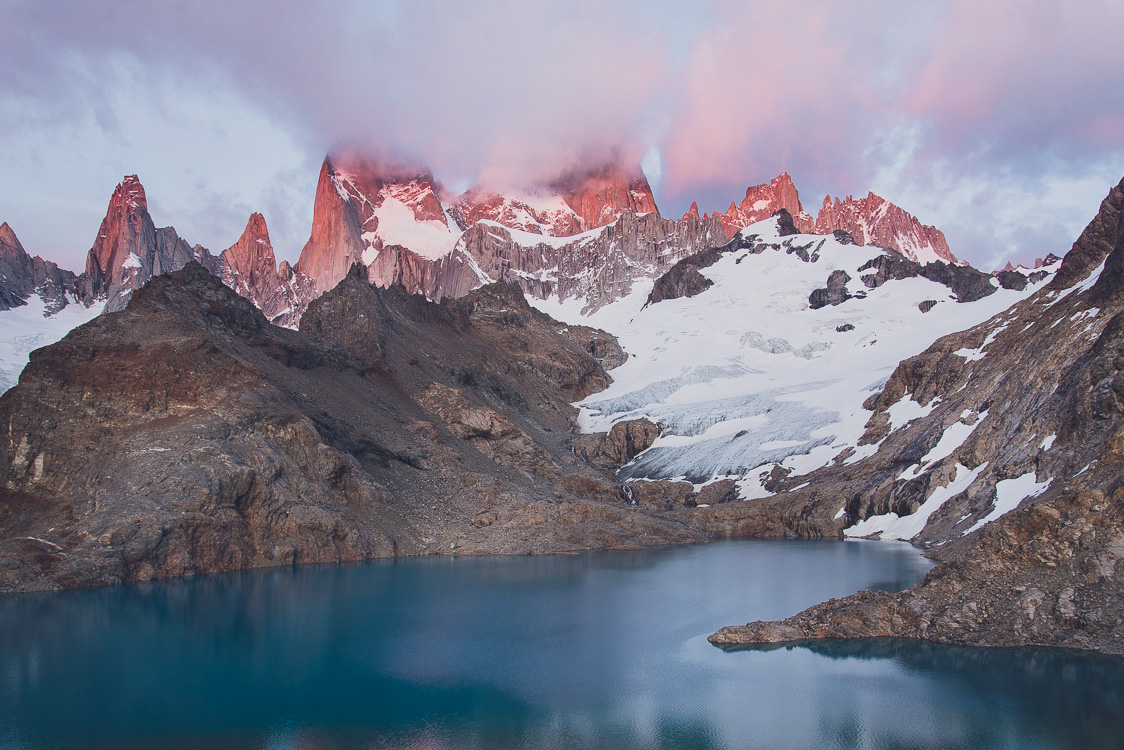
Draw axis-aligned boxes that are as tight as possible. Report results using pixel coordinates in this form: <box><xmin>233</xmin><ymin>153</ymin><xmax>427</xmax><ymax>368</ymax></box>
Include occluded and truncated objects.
<box><xmin>2</xmin><ymin>152</ymin><xmax>1118</xmax><ymax>656</ymax></box>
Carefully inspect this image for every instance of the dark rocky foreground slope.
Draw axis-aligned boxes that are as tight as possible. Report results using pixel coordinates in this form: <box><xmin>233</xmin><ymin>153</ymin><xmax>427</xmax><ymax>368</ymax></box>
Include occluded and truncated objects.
<box><xmin>0</xmin><ymin>263</ymin><xmax>703</xmax><ymax>593</ymax></box>
<box><xmin>711</xmin><ymin>177</ymin><xmax>1124</xmax><ymax>654</ymax></box>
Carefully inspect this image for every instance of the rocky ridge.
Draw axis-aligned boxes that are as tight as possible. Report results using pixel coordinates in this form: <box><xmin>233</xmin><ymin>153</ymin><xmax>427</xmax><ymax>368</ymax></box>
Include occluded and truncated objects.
<box><xmin>0</xmin><ymin>223</ymin><xmax>80</xmax><ymax>315</ymax></box>
<box><xmin>2</xmin><ymin>158</ymin><xmax>976</xmax><ymax>381</ymax></box>
<box><xmin>708</xmin><ymin>176</ymin><xmax>1124</xmax><ymax>654</ymax></box>
<box><xmin>0</xmin><ymin>263</ymin><xmax>704</xmax><ymax>593</ymax></box>
<box><xmin>814</xmin><ymin>191</ymin><xmax>956</xmax><ymax>265</ymax></box>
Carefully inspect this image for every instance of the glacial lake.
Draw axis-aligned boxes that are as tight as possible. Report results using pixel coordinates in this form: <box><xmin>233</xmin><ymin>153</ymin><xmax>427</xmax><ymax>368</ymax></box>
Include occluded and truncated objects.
<box><xmin>2</xmin><ymin>540</ymin><xmax>1124</xmax><ymax>749</ymax></box>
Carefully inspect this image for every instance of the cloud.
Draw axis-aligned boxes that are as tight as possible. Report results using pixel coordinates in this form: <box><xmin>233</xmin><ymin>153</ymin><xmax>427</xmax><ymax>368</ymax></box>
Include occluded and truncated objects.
<box><xmin>0</xmin><ymin>0</ymin><xmax>1122</xmax><ymax>269</ymax></box>
<box><xmin>656</xmin><ymin>0</ymin><xmax>1124</xmax><ymax>264</ymax></box>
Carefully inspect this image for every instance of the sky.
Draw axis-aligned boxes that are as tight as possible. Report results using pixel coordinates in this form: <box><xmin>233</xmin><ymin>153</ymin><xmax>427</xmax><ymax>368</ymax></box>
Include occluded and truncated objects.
<box><xmin>1</xmin><ymin>0</ymin><xmax>1122</xmax><ymax>272</ymax></box>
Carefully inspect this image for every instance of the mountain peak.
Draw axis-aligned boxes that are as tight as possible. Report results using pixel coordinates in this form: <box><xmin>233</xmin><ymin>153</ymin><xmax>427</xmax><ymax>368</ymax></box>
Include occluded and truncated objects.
<box><xmin>0</xmin><ymin>222</ymin><xmax>25</xmax><ymax>260</ymax></box>
<box><xmin>550</xmin><ymin>161</ymin><xmax>659</xmax><ymax>231</ymax></box>
<box><xmin>720</xmin><ymin>173</ymin><xmax>814</xmax><ymax>236</ymax></box>
<box><xmin>225</xmin><ymin>213</ymin><xmax>276</xmax><ymax>270</ymax></box>
<box><xmin>296</xmin><ymin>153</ymin><xmax>455</xmax><ymax>297</ymax></box>
<box><xmin>116</xmin><ymin>174</ymin><xmax>148</xmax><ymax>211</ymax></box>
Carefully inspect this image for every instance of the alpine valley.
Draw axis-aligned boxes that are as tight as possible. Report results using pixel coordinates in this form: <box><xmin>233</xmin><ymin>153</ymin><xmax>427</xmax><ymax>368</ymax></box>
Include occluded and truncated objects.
<box><xmin>2</xmin><ymin>151</ymin><xmax>1122</xmax><ymax>657</ymax></box>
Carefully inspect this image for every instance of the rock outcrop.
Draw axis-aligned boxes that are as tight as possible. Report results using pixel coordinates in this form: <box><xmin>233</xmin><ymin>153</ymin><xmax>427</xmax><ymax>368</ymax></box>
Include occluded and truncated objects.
<box><xmin>220</xmin><ymin>213</ymin><xmax>313</xmax><ymax>327</ymax></box>
<box><xmin>814</xmin><ymin>192</ymin><xmax>956</xmax><ymax>265</ymax></box>
<box><xmin>0</xmin><ymin>263</ymin><xmax>704</xmax><ymax>593</ymax></box>
<box><xmin>0</xmin><ymin>223</ymin><xmax>80</xmax><ymax>314</ymax></box>
<box><xmin>709</xmin><ymin>176</ymin><xmax>1124</xmax><ymax>654</ymax></box>
<box><xmin>572</xmin><ymin>418</ymin><xmax>661</xmax><ymax>470</ymax></box>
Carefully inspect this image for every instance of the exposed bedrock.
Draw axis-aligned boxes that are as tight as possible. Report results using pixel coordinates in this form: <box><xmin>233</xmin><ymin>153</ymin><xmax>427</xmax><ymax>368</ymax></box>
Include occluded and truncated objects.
<box><xmin>0</xmin><ymin>263</ymin><xmax>703</xmax><ymax>593</ymax></box>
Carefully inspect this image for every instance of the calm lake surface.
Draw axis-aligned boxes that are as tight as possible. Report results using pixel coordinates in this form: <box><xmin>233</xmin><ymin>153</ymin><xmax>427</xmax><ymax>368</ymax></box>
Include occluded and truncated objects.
<box><xmin>2</xmin><ymin>540</ymin><xmax>1123</xmax><ymax>749</ymax></box>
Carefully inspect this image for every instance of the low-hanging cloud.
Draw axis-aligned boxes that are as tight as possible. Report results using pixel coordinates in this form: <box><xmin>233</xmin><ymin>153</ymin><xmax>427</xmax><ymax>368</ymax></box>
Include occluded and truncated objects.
<box><xmin>1</xmin><ymin>0</ymin><xmax>1122</xmax><ymax>268</ymax></box>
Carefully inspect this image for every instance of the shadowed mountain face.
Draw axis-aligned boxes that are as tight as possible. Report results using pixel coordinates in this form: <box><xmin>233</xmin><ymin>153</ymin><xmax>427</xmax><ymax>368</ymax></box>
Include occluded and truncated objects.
<box><xmin>0</xmin><ymin>263</ymin><xmax>703</xmax><ymax>593</ymax></box>
<box><xmin>709</xmin><ymin>177</ymin><xmax>1124</xmax><ymax>654</ymax></box>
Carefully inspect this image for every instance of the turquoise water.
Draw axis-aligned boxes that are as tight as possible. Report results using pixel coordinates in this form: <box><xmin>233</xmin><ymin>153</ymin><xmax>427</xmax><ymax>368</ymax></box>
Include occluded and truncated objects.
<box><xmin>1</xmin><ymin>540</ymin><xmax>1122</xmax><ymax>749</ymax></box>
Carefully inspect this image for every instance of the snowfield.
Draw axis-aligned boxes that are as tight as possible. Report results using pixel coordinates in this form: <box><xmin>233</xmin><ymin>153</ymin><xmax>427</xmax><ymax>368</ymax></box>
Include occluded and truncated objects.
<box><xmin>0</xmin><ymin>295</ymin><xmax>104</xmax><ymax>394</ymax></box>
<box><xmin>530</xmin><ymin>218</ymin><xmax>1056</xmax><ymax>496</ymax></box>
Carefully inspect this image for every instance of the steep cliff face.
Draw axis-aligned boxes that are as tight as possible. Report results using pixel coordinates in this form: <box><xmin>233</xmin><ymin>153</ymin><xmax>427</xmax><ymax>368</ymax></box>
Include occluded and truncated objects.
<box><xmin>814</xmin><ymin>192</ymin><xmax>956</xmax><ymax>265</ymax></box>
<box><xmin>719</xmin><ymin>173</ymin><xmax>815</xmax><ymax>236</ymax></box>
<box><xmin>220</xmin><ymin>213</ymin><xmax>313</xmax><ymax>326</ymax></box>
<box><xmin>294</xmin><ymin>155</ymin><xmax>459</xmax><ymax>298</ymax></box>
<box><xmin>709</xmin><ymin>176</ymin><xmax>1124</xmax><ymax>654</ymax></box>
<box><xmin>0</xmin><ymin>263</ymin><xmax>702</xmax><ymax>593</ymax></box>
<box><xmin>81</xmin><ymin>175</ymin><xmax>161</xmax><ymax>310</ymax></box>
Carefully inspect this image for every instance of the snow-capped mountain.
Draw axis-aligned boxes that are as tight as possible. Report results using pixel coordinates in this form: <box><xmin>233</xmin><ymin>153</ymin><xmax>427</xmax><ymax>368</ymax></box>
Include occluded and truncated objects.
<box><xmin>814</xmin><ymin>191</ymin><xmax>956</xmax><ymax>264</ymax></box>
<box><xmin>0</xmin><ymin>222</ymin><xmax>103</xmax><ymax>392</ymax></box>
<box><xmin>0</xmin><ymin>155</ymin><xmax>1001</xmax><ymax>396</ymax></box>
<box><xmin>0</xmin><ymin>222</ymin><xmax>81</xmax><ymax>315</ymax></box>
<box><xmin>530</xmin><ymin>213</ymin><xmax>1058</xmax><ymax>496</ymax></box>
<box><xmin>680</xmin><ymin>174</ymin><xmax>951</xmax><ymax>266</ymax></box>
<box><xmin>294</xmin><ymin>154</ymin><xmax>463</xmax><ymax>298</ymax></box>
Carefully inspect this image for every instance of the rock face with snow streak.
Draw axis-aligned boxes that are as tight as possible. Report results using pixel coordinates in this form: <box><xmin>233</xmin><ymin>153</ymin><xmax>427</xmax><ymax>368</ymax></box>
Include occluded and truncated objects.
<box><xmin>80</xmin><ymin>175</ymin><xmax>161</xmax><ymax>311</ymax></box>
<box><xmin>220</xmin><ymin>213</ymin><xmax>313</xmax><ymax>327</ymax></box>
<box><xmin>709</xmin><ymin>176</ymin><xmax>1124</xmax><ymax>654</ymax></box>
<box><xmin>454</xmin><ymin>186</ymin><xmax>584</xmax><ymax>237</ymax></box>
<box><xmin>814</xmin><ymin>192</ymin><xmax>956</xmax><ymax>265</ymax></box>
<box><xmin>458</xmin><ymin>210</ymin><xmax>728</xmax><ymax>314</ymax></box>
<box><xmin>78</xmin><ymin>175</ymin><xmax>220</xmax><ymax>312</ymax></box>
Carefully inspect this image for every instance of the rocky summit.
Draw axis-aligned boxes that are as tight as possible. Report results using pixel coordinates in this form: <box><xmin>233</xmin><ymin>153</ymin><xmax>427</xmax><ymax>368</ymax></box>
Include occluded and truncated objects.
<box><xmin>709</xmin><ymin>177</ymin><xmax>1124</xmax><ymax>654</ymax></box>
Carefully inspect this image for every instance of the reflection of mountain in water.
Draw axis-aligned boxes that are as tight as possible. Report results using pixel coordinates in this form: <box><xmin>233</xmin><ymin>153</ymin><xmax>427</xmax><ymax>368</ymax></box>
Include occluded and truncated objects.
<box><xmin>722</xmin><ymin>637</ymin><xmax>1124</xmax><ymax>748</ymax></box>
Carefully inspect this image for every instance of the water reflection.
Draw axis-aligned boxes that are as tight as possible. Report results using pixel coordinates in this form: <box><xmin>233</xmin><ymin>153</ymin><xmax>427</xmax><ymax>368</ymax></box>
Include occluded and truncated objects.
<box><xmin>721</xmin><ymin>638</ymin><xmax>1124</xmax><ymax>749</ymax></box>
<box><xmin>0</xmin><ymin>541</ymin><xmax>1120</xmax><ymax>749</ymax></box>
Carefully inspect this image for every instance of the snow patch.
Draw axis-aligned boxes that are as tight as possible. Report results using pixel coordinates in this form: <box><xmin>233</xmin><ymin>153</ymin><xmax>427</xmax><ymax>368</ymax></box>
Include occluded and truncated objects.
<box><xmin>966</xmin><ymin>472</ymin><xmax>1052</xmax><ymax>534</ymax></box>
<box><xmin>1</xmin><ymin>295</ymin><xmax>104</xmax><ymax>394</ymax></box>
<box><xmin>886</xmin><ymin>394</ymin><xmax>940</xmax><ymax>431</ymax></box>
<box><xmin>368</xmin><ymin>197</ymin><xmax>458</xmax><ymax>260</ymax></box>
<box><xmin>898</xmin><ymin>410</ymin><xmax>987</xmax><ymax>480</ymax></box>
<box><xmin>846</xmin><ymin>462</ymin><xmax>989</xmax><ymax>541</ymax></box>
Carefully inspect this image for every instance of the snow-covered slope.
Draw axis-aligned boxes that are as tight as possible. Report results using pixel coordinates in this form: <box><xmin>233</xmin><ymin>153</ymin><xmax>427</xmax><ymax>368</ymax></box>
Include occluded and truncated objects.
<box><xmin>0</xmin><ymin>294</ymin><xmax>104</xmax><ymax>393</ymax></box>
<box><xmin>530</xmin><ymin>217</ymin><xmax>1058</xmax><ymax>497</ymax></box>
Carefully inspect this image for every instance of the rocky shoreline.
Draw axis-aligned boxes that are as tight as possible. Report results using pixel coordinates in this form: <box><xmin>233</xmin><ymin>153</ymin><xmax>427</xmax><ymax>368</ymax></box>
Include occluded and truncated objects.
<box><xmin>710</xmin><ymin>177</ymin><xmax>1124</xmax><ymax>655</ymax></box>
